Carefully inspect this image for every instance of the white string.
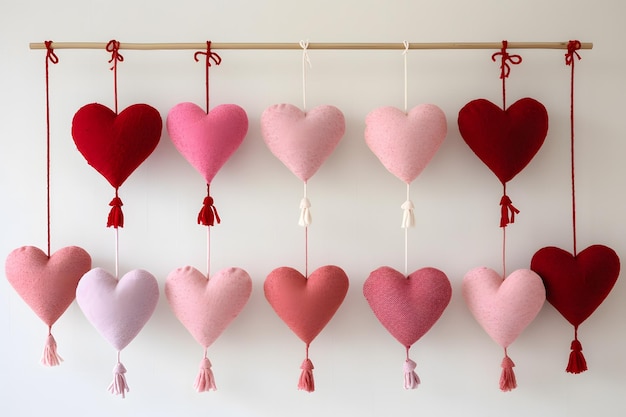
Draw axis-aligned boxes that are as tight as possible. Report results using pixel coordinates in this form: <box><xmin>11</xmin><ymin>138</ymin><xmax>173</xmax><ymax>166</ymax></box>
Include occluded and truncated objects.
<box><xmin>299</xmin><ymin>182</ymin><xmax>312</xmax><ymax>227</ymax></box>
<box><xmin>300</xmin><ymin>40</ymin><xmax>311</xmax><ymax>112</ymax></box>
<box><xmin>114</xmin><ymin>228</ymin><xmax>120</xmax><ymax>279</ymax></box>
<box><xmin>401</xmin><ymin>184</ymin><xmax>414</xmax><ymax>275</ymax></box>
<box><xmin>402</xmin><ymin>40</ymin><xmax>409</xmax><ymax>113</ymax></box>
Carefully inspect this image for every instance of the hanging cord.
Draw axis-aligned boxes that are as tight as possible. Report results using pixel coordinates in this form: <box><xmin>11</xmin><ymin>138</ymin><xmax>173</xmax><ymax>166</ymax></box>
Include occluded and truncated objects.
<box><xmin>299</xmin><ymin>182</ymin><xmax>311</xmax><ymax>277</ymax></box>
<box><xmin>400</xmin><ymin>42</ymin><xmax>415</xmax><ymax>276</ymax></box>
<box><xmin>106</xmin><ymin>40</ymin><xmax>123</xmax><ymax>114</ymax></box>
<box><xmin>300</xmin><ymin>40</ymin><xmax>311</xmax><ymax>112</ymax></box>
<box><xmin>43</xmin><ymin>41</ymin><xmax>58</xmax><ymax>257</ymax></box>
<box><xmin>491</xmin><ymin>40</ymin><xmax>522</xmax><ymax>110</ymax></box>
<box><xmin>402</xmin><ymin>40</ymin><xmax>409</xmax><ymax>113</ymax></box>
<box><xmin>194</xmin><ymin>41</ymin><xmax>222</xmax><ymax>114</ymax></box>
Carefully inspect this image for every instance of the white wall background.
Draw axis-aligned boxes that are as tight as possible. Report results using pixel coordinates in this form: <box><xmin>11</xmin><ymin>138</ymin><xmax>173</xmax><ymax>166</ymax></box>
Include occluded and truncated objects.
<box><xmin>2</xmin><ymin>1</ymin><xmax>625</xmax><ymax>416</ymax></box>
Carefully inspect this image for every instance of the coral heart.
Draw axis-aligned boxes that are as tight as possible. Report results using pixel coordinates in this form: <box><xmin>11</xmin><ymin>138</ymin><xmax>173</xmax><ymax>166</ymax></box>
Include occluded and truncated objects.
<box><xmin>457</xmin><ymin>98</ymin><xmax>548</xmax><ymax>184</ymax></box>
<box><xmin>72</xmin><ymin>103</ymin><xmax>162</xmax><ymax>188</ymax></box>
<box><xmin>261</xmin><ymin>104</ymin><xmax>345</xmax><ymax>182</ymax></box>
<box><xmin>5</xmin><ymin>246</ymin><xmax>92</xmax><ymax>326</ymax></box>
<box><xmin>264</xmin><ymin>266</ymin><xmax>349</xmax><ymax>344</ymax></box>
<box><xmin>165</xmin><ymin>266</ymin><xmax>252</xmax><ymax>348</ymax></box>
<box><xmin>166</xmin><ymin>102</ymin><xmax>248</xmax><ymax>184</ymax></box>
<box><xmin>530</xmin><ymin>245</ymin><xmax>620</xmax><ymax>327</ymax></box>
<box><xmin>76</xmin><ymin>267</ymin><xmax>159</xmax><ymax>351</ymax></box>
<box><xmin>363</xmin><ymin>266</ymin><xmax>451</xmax><ymax>347</ymax></box>
<box><xmin>463</xmin><ymin>267</ymin><xmax>545</xmax><ymax>348</ymax></box>
<box><xmin>365</xmin><ymin>105</ymin><xmax>447</xmax><ymax>184</ymax></box>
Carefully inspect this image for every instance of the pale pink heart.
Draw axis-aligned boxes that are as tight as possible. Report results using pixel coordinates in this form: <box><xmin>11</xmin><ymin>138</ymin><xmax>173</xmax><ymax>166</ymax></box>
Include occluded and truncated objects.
<box><xmin>264</xmin><ymin>265</ymin><xmax>349</xmax><ymax>344</ymax></box>
<box><xmin>261</xmin><ymin>104</ymin><xmax>345</xmax><ymax>182</ymax></box>
<box><xmin>167</xmin><ymin>102</ymin><xmax>249</xmax><ymax>184</ymax></box>
<box><xmin>365</xmin><ymin>105</ymin><xmax>447</xmax><ymax>184</ymax></box>
<box><xmin>5</xmin><ymin>246</ymin><xmax>92</xmax><ymax>326</ymax></box>
<box><xmin>165</xmin><ymin>266</ymin><xmax>252</xmax><ymax>348</ymax></box>
<box><xmin>76</xmin><ymin>267</ymin><xmax>159</xmax><ymax>351</ymax></box>
<box><xmin>462</xmin><ymin>267</ymin><xmax>546</xmax><ymax>348</ymax></box>
<box><xmin>363</xmin><ymin>266</ymin><xmax>451</xmax><ymax>347</ymax></box>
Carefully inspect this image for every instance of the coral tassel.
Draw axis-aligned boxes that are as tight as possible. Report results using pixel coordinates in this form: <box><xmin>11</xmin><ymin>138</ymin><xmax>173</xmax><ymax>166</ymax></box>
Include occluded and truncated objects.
<box><xmin>403</xmin><ymin>358</ymin><xmax>420</xmax><ymax>389</ymax></box>
<box><xmin>566</xmin><ymin>338</ymin><xmax>588</xmax><ymax>374</ymax></box>
<box><xmin>298</xmin><ymin>358</ymin><xmax>315</xmax><ymax>392</ymax></box>
<box><xmin>108</xmin><ymin>362</ymin><xmax>130</xmax><ymax>398</ymax></box>
<box><xmin>499</xmin><ymin>354</ymin><xmax>517</xmax><ymax>392</ymax></box>
<box><xmin>107</xmin><ymin>196</ymin><xmax>124</xmax><ymax>228</ymax></box>
<box><xmin>194</xmin><ymin>357</ymin><xmax>217</xmax><ymax>392</ymax></box>
<box><xmin>41</xmin><ymin>332</ymin><xmax>63</xmax><ymax>367</ymax></box>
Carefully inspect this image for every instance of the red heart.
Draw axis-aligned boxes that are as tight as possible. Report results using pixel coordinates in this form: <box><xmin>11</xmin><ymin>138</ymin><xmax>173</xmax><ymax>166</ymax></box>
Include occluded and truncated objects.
<box><xmin>530</xmin><ymin>245</ymin><xmax>620</xmax><ymax>327</ymax></box>
<box><xmin>458</xmin><ymin>98</ymin><xmax>548</xmax><ymax>184</ymax></box>
<box><xmin>72</xmin><ymin>103</ymin><xmax>162</xmax><ymax>188</ymax></box>
<box><xmin>264</xmin><ymin>266</ymin><xmax>349</xmax><ymax>344</ymax></box>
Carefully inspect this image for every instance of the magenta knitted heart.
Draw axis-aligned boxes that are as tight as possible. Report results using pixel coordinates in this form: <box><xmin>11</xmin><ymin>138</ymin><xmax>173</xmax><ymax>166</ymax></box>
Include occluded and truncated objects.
<box><xmin>166</xmin><ymin>102</ymin><xmax>248</xmax><ymax>184</ymax></box>
<box><xmin>365</xmin><ymin>105</ymin><xmax>447</xmax><ymax>184</ymax></box>
<box><xmin>264</xmin><ymin>265</ymin><xmax>349</xmax><ymax>344</ymax></box>
<box><xmin>5</xmin><ymin>245</ymin><xmax>92</xmax><ymax>326</ymax></box>
<box><xmin>363</xmin><ymin>266</ymin><xmax>451</xmax><ymax>347</ymax></box>
<box><xmin>463</xmin><ymin>267</ymin><xmax>545</xmax><ymax>348</ymax></box>
<box><xmin>261</xmin><ymin>104</ymin><xmax>345</xmax><ymax>182</ymax></box>
<box><xmin>165</xmin><ymin>266</ymin><xmax>252</xmax><ymax>348</ymax></box>
<box><xmin>76</xmin><ymin>267</ymin><xmax>159</xmax><ymax>351</ymax></box>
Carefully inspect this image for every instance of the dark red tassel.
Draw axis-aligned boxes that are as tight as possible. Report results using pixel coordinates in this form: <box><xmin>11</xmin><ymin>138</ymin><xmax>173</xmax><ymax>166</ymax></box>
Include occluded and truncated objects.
<box><xmin>107</xmin><ymin>196</ymin><xmax>124</xmax><ymax>228</ymax></box>
<box><xmin>499</xmin><ymin>354</ymin><xmax>517</xmax><ymax>392</ymax></box>
<box><xmin>197</xmin><ymin>196</ymin><xmax>221</xmax><ymax>226</ymax></box>
<box><xmin>499</xmin><ymin>195</ymin><xmax>519</xmax><ymax>228</ymax></box>
<box><xmin>298</xmin><ymin>358</ymin><xmax>315</xmax><ymax>392</ymax></box>
<box><xmin>566</xmin><ymin>338</ymin><xmax>588</xmax><ymax>374</ymax></box>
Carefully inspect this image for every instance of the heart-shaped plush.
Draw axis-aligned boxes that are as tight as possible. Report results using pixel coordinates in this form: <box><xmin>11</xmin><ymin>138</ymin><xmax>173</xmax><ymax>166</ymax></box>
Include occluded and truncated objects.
<box><xmin>365</xmin><ymin>105</ymin><xmax>447</xmax><ymax>184</ymax></box>
<box><xmin>72</xmin><ymin>103</ymin><xmax>162</xmax><ymax>188</ymax></box>
<box><xmin>463</xmin><ymin>267</ymin><xmax>546</xmax><ymax>348</ymax></box>
<box><xmin>363</xmin><ymin>266</ymin><xmax>451</xmax><ymax>347</ymax></box>
<box><xmin>165</xmin><ymin>266</ymin><xmax>252</xmax><ymax>348</ymax></box>
<box><xmin>166</xmin><ymin>102</ymin><xmax>248</xmax><ymax>184</ymax></box>
<box><xmin>261</xmin><ymin>104</ymin><xmax>345</xmax><ymax>182</ymax></box>
<box><xmin>530</xmin><ymin>245</ymin><xmax>620</xmax><ymax>327</ymax></box>
<box><xmin>264</xmin><ymin>265</ymin><xmax>349</xmax><ymax>344</ymax></box>
<box><xmin>76</xmin><ymin>267</ymin><xmax>159</xmax><ymax>351</ymax></box>
<box><xmin>457</xmin><ymin>98</ymin><xmax>548</xmax><ymax>184</ymax></box>
<box><xmin>5</xmin><ymin>245</ymin><xmax>92</xmax><ymax>326</ymax></box>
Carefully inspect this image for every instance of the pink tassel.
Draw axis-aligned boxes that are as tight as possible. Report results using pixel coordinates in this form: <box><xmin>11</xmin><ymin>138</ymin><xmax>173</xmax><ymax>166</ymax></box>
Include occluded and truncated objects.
<box><xmin>403</xmin><ymin>358</ymin><xmax>420</xmax><ymax>389</ymax></box>
<box><xmin>298</xmin><ymin>358</ymin><xmax>315</xmax><ymax>392</ymax></box>
<box><xmin>41</xmin><ymin>333</ymin><xmax>63</xmax><ymax>367</ymax></box>
<box><xmin>499</xmin><ymin>354</ymin><xmax>517</xmax><ymax>392</ymax></box>
<box><xmin>566</xmin><ymin>338</ymin><xmax>588</xmax><ymax>374</ymax></box>
<box><xmin>194</xmin><ymin>357</ymin><xmax>217</xmax><ymax>392</ymax></box>
<box><xmin>108</xmin><ymin>362</ymin><xmax>130</xmax><ymax>398</ymax></box>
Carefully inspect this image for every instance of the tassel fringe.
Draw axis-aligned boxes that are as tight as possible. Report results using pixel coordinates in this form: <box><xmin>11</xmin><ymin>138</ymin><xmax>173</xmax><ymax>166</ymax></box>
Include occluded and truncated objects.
<box><xmin>299</xmin><ymin>197</ymin><xmax>312</xmax><ymax>226</ymax></box>
<box><xmin>403</xmin><ymin>358</ymin><xmax>420</xmax><ymax>389</ymax></box>
<box><xmin>41</xmin><ymin>333</ymin><xmax>63</xmax><ymax>367</ymax></box>
<box><xmin>108</xmin><ymin>362</ymin><xmax>130</xmax><ymax>398</ymax></box>
<box><xmin>401</xmin><ymin>200</ymin><xmax>415</xmax><ymax>228</ymax></box>
<box><xmin>566</xmin><ymin>338</ymin><xmax>588</xmax><ymax>374</ymax></box>
<box><xmin>107</xmin><ymin>196</ymin><xmax>124</xmax><ymax>228</ymax></box>
<box><xmin>194</xmin><ymin>357</ymin><xmax>217</xmax><ymax>392</ymax></box>
<box><xmin>499</xmin><ymin>195</ymin><xmax>519</xmax><ymax>228</ymax></box>
<box><xmin>198</xmin><ymin>196</ymin><xmax>221</xmax><ymax>226</ymax></box>
<box><xmin>298</xmin><ymin>358</ymin><xmax>315</xmax><ymax>392</ymax></box>
<box><xmin>499</xmin><ymin>354</ymin><xmax>517</xmax><ymax>392</ymax></box>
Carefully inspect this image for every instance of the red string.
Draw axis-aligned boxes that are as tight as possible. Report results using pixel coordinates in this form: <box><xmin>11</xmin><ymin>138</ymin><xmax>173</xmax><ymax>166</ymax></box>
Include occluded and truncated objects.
<box><xmin>566</xmin><ymin>40</ymin><xmax>582</xmax><ymax>256</ymax></box>
<box><xmin>106</xmin><ymin>40</ymin><xmax>123</xmax><ymax>114</ymax></box>
<box><xmin>194</xmin><ymin>41</ymin><xmax>222</xmax><ymax>113</ymax></box>
<box><xmin>44</xmin><ymin>41</ymin><xmax>59</xmax><ymax>257</ymax></box>
<box><xmin>491</xmin><ymin>40</ymin><xmax>522</xmax><ymax>109</ymax></box>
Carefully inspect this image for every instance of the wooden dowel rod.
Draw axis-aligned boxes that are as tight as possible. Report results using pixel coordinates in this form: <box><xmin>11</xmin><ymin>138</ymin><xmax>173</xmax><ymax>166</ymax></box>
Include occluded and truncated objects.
<box><xmin>30</xmin><ymin>41</ymin><xmax>593</xmax><ymax>51</ymax></box>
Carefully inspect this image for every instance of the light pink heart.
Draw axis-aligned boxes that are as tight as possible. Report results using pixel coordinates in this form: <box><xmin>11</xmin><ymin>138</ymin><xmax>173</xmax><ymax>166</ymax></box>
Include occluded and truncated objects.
<box><xmin>363</xmin><ymin>266</ymin><xmax>451</xmax><ymax>347</ymax></box>
<box><xmin>76</xmin><ymin>267</ymin><xmax>159</xmax><ymax>351</ymax></box>
<box><xmin>261</xmin><ymin>104</ymin><xmax>345</xmax><ymax>182</ymax></box>
<box><xmin>5</xmin><ymin>245</ymin><xmax>92</xmax><ymax>326</ymax></box>
<box><xmin>264</xmin><ymin>265</ymin><xmax>349</xmax><ymax>344</ymax></box>
<box><xmin>462</xmin><ymin>267</ymin><xmax>546</xmax><ymax>348</ymax></box>
<box><xmin>165</xmin><ymin>266</ymin><xmax>252</xmax><ymax>348</ymax></box>
<box><xmin>365</xmin><ymin>105</ymin><xmax>447</xmax><ymax>184</ymax></box>
<box><xmin>167</xmin><ymin>102</ymin><xmax>248</xmax><ymax>184</ymax></box>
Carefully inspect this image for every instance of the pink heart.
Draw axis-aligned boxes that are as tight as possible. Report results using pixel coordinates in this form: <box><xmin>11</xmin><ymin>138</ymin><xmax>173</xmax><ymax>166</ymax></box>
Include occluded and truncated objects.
<box><xmin>264</xmin><ymin>266</ymin><xmax>349</xmax><ymax>344</ymax></box>
<box><xmin>166</xmin><ymin>102</ymin><xmax>248</xmax><ymax>184</ymax></box>
<box><xmin>76</xmin><ymin>268</ymin><xmax>159</xmax><ymax>351</ymax></box>
<box><xmin>261</xmin><ymin>104</ymin><xmax>345</xmax><ymax>182</ymax></box>
<box><xmin>165</xmin><ymin>266</ymin><xmax>252</xmax><ymax>348</ymax></box>
<box><xmin>5</xmin><ymin>246</ymin><xmax>92</xmax><ymax>326</ymax></box>
<box><xmin>462</xmin><ymin>267</ymin><xmax>546</xmax><ymax>348</ymax></box>
<box><xmin>365</xmin><ymin>105</ymin><xmax>447</xmax><ymax>184</ymax></box>
<box><xmin>363</xmin><ymin>266</ymin><xmax>451</xmax><ymax>347</ymax></box>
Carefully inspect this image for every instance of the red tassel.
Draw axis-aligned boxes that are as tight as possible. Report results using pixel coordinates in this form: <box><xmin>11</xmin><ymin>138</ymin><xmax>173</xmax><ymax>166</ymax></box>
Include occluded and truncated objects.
<box><xmin>499</xmin><ymin>195</ymin><xmax>519</xmax><ymax>228</ymax></box>
<box><xmin>499</xmin><ymin>354</ymin><xmax>517</xmax><ymax>392</ymax></box>
<box><xmin>298</xmin><ymin>358</ymin><xmax>315</xmax><ymax>392</ymax></box>
<box><xmin>107</xmin><ymin>196</ymin><xmax>124</xmax><ymax>228</ymax></box>
<box><xmin>108</xmin><ymin>362</ymin><xmax>129</xmax><ymax>398</ymax></box>
<box><xmin>41</xmin><ymin>332</ymin><xmax>63</xmax><ymax>367</ymax></box>
<box><xmin>566</xmin><ymin>339</ymin><xmax>588</xmax><ymax>374</ymax></box>
<box><xmin>194</xmin><ymin>357</ymin><xmax>217</xmax><ymax>392</ymax></box>
<box><xmin>197</xmin><ymin>196</ymin><xmax>221</xmax><ymax>226</ymax></box>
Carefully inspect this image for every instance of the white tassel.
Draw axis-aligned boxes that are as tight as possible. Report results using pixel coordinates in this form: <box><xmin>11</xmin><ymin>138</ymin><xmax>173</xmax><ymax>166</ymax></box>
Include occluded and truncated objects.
<box><xmin>401</xmin><ymin>200</ymin><xmax>415</xmax><ymax>228</ymax></box>
<box><xmin>299</xmin><ymin>197</ymin><xmax>312</xmax><ymax>226</ymax></box>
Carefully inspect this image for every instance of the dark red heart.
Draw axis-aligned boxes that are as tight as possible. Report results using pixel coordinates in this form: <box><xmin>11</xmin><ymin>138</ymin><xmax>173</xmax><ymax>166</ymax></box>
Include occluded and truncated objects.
<box><xmin>530</xmin><ymin>245</ymin><xmax>620</xmax><ymax>327</ymax></box>
<box><xmin>72</xmin><ymin>103</ymin><xmax>162</xmax><ymax>188</ymax></box>
<box><xmin>458</xmin><ymin>98</ymin><xmax>548</xmax><ymax>184</ymax></box>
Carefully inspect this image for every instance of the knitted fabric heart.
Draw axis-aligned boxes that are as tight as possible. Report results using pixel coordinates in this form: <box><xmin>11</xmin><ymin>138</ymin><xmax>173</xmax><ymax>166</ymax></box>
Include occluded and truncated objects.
<box><xmin>363</xmin><ymin>266</ymin><xmax>451</xmax><ymax>347</ymax></box>
<box><xmin>76</xmin><ymin>267</ymin><xmax>159</xmax><ymax>351</ymax></box>
<box><xmin>72</xmin><ymin>103</ymin><xmax>162</xmax><ymax>188</ymax></box>
<box><xmin>530</xmin><ymin>245</ymin><xmax>620</xmax><ymax>327</ymax></box>
<box><xmin>365</xmin><ymin>105</ymin><xmax>447</xmax><ymax>184</ymax></box>
<box><xmin>264</xmin><ymin>266</ymin><xmax>349</xmax><ymax>344</ymax></box>
<box><xmin>166</xmin><ymin>103</ymin><xmax>248</xmax><ymax>184</ymax></box>
<box><xmin>165</xmin><ymin>266</ymin><xmax>252</xmax><ymax>348</ymax></box>
<box><xmin>261</xmin><ymin>104</ymin><xmax>345</xmax><ymax>182</ymax></box>
<box><xmin>463</xmin><ymin>267</ymin><xmax>545</xmax><ymax>348</ymax></box>
<box><xmin>457</xmin><ymin>98</ymin><xmax>548</xmax><ymax>184</ymax></box>
<box><xmin>5</xmin><ymin>246</ymin><xmax>92</xmax><ymax>326</ymax></box>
